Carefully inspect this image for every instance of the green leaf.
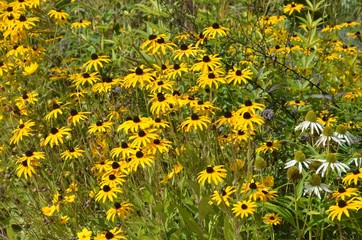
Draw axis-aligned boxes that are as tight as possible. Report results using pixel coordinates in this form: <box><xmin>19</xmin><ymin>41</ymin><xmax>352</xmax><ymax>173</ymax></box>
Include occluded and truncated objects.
<box><xmin>177</xmin><ymin>205</ymin><xmax>203</xmax><ymax>238</ymax></box>
<box><xmin>223</xmin><ymin>217</ymin><xmax>234</xmax><ymax>240</ymax></box>
<box><xmin>198</xmin><ymin>196</ymin><xmax>211</xmax><ymax>220</ymax></box>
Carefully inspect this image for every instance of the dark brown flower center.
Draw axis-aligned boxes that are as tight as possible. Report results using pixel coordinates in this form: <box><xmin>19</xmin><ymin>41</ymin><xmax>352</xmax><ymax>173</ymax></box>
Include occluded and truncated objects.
<box><xmin>136</xmin><ymin>151</ymin><xmax>144</xmax><ymax>158</ymax></box>
<box><xmin>338</xmin><ymin>200</ymin><xmax>347</xmax><ymax>208</ymax></box>
<box><xmin>180</xmin><ymin>44</ymin><xmax>188</xmax><ymax>50</ymax></box>
<box><xmin>224</xmin><ymin>111</ymin><xmax>232</xmax><ymax>118</ymax></box>
<box><xmin>138</xmin><ymin>130</ymin><xmax>146</xmax><ymax>137</ymax></box>
<box><xmin>243</xmin><ymin>112</ymin><xmax>251</xmax><ymax>119</ymax></box>
<box><xmin>212</xmin><ymin>23</ymin><xmax>220</xmax><ymax>29</ymax></box>
<box><xmin>206</xmin><ymin>166</ymin><xmax>214</xmax><ymax>173</ymax></box>
<box><xmin>266</xmin><ymin>141</ymin><xmax>273</xmax><ymax>147</ymax></box>
<box><xmin>50</xmin><ymin>128</ymin><xmax>58</xmax><ymax>134</ymax></box>
<box><xmin>202</xmin><ymin>56</ymin><xmax>210</xmax><ymax>62</ymax></box>
<box><xmin>90</xmin><ymin>53</ymin><xmax>98</xmax><ymax>60</ymax></box>
<box><xmin>235</xmin><ymin>70</ymin><xmax>242</xmax><ymax>76</ymax></box>
<box><xmin>191</xmin><ymin>113</ymin><xmax>199</xmax><ymax>120</ymax></box>
<box><xmin>241</xmin><ymin>204</ymin><xmax>248</xmax><ymax>209</ymax></box>
<box><xmin>338</xmin><ymin>187</ymin><xmax>346</xmax><ymax>193</ymax></box>
<box><xmin>135</xmin><ymin>67</ymin><xmax>143</xmax><ymax>75</ymax></box>
<box><xmin>250</xmin><ymin>183</ymin><xmax>257</xmax><ymax>189</ymax></box>
<box><xmin>82</xmin><ymin>73</ymin><xmax>90</xmax><ymax>78</ymax></box>
<box><xmin>112</xmin><ymin>162</ymin><xmax>120</xmax><ymax>169</ymax></box>
<box><xmin>103</xmin><ymin>185</ymin><xmax>111</xmax><ymax>192</ymax></box>
<box><xmin>121</xmin><ymin>142</ymin><xmax>128</xmax><ymax>148</ymax></box>
<box><xmin>96</xmin><ymin>121</ymin><xmax>103</xmax><ymax>126</ymax></box>
<box><xmin>70</xmin><ymin>109</ymin><xmax>78</xmax><ymax>116</ymax></box>
<box><xmin>149</xmin><ymin>34</ymin><xmax>157</xmax><ymax>40</ymax></box>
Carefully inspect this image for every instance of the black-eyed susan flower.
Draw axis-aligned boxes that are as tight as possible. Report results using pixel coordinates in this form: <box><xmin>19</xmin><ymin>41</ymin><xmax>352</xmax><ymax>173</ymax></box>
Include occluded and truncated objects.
<box><xmin>146</xmin><ymin>138</ymin><xmax>172</xmax><ymax>155</ymax></box>
<box><xmin>16</xmin><ymin>159</ymin><xmax>39</xmax><ymax>179</ymax></box>
<box><xmin>94</xmin><ymin>228</ymin><xmax>126</xmax><ymax>240</ymax></box>
<box><xmin>100</xmin><ymin>173</ymin><xmax>126</xmax><ymax>188</ymax></box>
<box><xmin>95</xmin><ymin>184</ymin><xmax>122</xmax><ymax>203</ymax></box>
<box><xmin>236</xmin><ymin>100</ymin><xmax>265</xmax><ymax>115</ymax></box>
<box><xmin>122</xmin><ymin>65</ymin><xmax>155</xmax><ymax>89</ymax></box>
<box><xmin>202</xmin><ymin>23</ymin><xmax>229</xmax><ymax>38</ymax></box>
<box><xmin>192</xmin><ymin>54</ymin><xmax>222</xmax><ymax>73</ymax></box>
<box><xmin>72</xmin><ymin>72</ymin><xmax>100</xmax><ymax>87</ymax></box>
<box><xmin>197</xmin><ymin>68</ymin><xmax>226</xmax><ymax>89</ymax></box>
<box><xmin>22</xmin><ymin>62</ymin><xmax>38</xmax><ymax>75</ymax></box>
<box><xmin>256</xmin><ymin>140</ymin><xmax>281</xmax><ymax>154</ymax></box>
<box><xmin>117</xmin><ymin>116</ymin><xmax>152</xmax><ymax>134</ymax></box>
<box><xmin>106</xmin><ymin>202</ymin><xmax>134</xmax><ymax>221</ymax></box>
<box><xmin>342</xmin><ymin>168</ymin><xmax>362</xmax><ymax>185</ymax></box>
<box><xmin>226</xmin><ymin>67</ymin><xmax>252</xmax><ymax>85</ymax></box>
<box><xmin>263</xmin><ymin>213</ymin><xmax>282</xmax><ymax>225</ymax></box>
<box><xmin>91</xmin><ymin>76</ymin><xmax>121</xmax><ymax>94</ymax></box>
<box><xmin>166</xmin><ymin>62</ymin><xmax>188</xmax><ymax>79</ymax></box>
<box><xmin>15</xmin><ymin>92</ymin><xmax>38</xmax><ymax>109</ymax></box>
<box><xmin>83</xmin><ymin>53</ymin><xmax>111</xmax><ymax>72</ymax></box>
<box><xmin>77</xmin><ymin>227</ymin><xmax>92</xmax><ymax>240</ymax></box>
<box><xmin>88</xmin><ymin>120</ymin><xmax>113</xmax><ymax>134</ymax></box>
<box><xmin>173</xmin><ymin>44</ymin><xmax>202</xmax><ymax>60</ymax></box>
<box><xmin>128</xmin><ymin>150</ymin><xmax>154</xmax><ymax>171</ymax></box>
<box><xmin>67</xmin><ymin>109</ymin><xmax>91</xmax><ymax>126</ymax></box>
<box><xmin>10</xmin><ymin>119</ymin><xmax>35</xmax><ymax>144</ymax></box>
<box><xmin>47</xmin><ymin>9</ymin><xmax>69</xmax><ymax>23</ymax></box>
<box><xmin>283</xmin><ymin>2</ymin><xmax>304</xmax><ymax>15</ymax></box>
<box><xmin>197</xmin><ymin>165</ymin><xmax>227</xmax><ymax>186</ymax></box>
<box><xmin>332</xmin><ymin>186</ymin><xmax>358</xmax><ymax>200</ymax></box>
<box><xmin>148</xmin><ymin>78</ymin><xmax>175</xmax><ymax>93</ymax></box>
<box><xmin>150</xmin><ymin>35</ymin><xmax>177</xmax><ymax>55</ymax></box>
<box><xmin>19</xmin><ymin>150</ymin><xmax>45</xmax><ymax>162</ymax></box>
<box><xmin>60</xmin><ymin>147</ymin><xmax>85</xmax><ymax>161</ymax></box>
<box><xmin>209</xmin><ymin>186</ymin><xmax>236</xmax><ymax>206</ymax></box>
<box><xmin>128</xmin><ymin>129</ymin><xmax>159</xmax><ymax>148</ymax></box>
<box><xmin>150</xmin><ymin>93</ymin><xmax>176</xmax><ymax>115</ymax></box>
<box><xmin>326</xmin><ymin>199</ymin><xmax>359</xmax><ymax>221</ymax></box>
<box><xmin>44</xmin><ymin>127</ymin><xmax>71</xmax><ymax>148</ymax></box>
<box><xmin>12</xmin><ymin>14</ymin><xmax>39</xmax><ymax>32</ymax></box>
<box><xmin>241</xmin><ymin>179</ymin><xmax>265</xmax><ymax>201</ymax></box>
<box><xmin>44</xmin><ymin>100</ymin><xmax>69</xmax><ymax>121</ymax></box>
<box><xmin>71</xmin><ymin>19</ymin><xmax>91</xmax><ymax>28</ymax></box>
<box><xmin>259</xmin><ymin>188</ymin><xmax>278</xmax><ymax>202</ymax></box>
<box><xmin>230</xmin><ymin>129</ymin><xmax>254</xmax><ymax>143</ymax></box>
<box><xmin>214</xmin><ymin>111</ymin><xmax>237</xmax><ymax>128</ymax></box>
<box><xmin>110</xmin><ymin>142</ymin><xmax>136</xmax><ymax>159</ymax></box>
<box><xmin>180</xmin><ymin>113</ymin><xmax>211</xmax><ymax>132</ymax></box>
<box><xmin>234</xmin><ymin>112</ymin><xmax>264</xmax><ymax>131</ymax></box>
<box><xmin>232</xmin><ymin>200</ymin><xmax>257</xmax><ymax>218</ymax></box>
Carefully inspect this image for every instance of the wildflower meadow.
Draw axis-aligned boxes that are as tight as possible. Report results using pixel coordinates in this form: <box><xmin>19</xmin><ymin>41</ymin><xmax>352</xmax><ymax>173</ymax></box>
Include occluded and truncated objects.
<box><xmin>1</xmin><ymin>0</ymin><xmax>362</xmax><ymax>239</ymax></box>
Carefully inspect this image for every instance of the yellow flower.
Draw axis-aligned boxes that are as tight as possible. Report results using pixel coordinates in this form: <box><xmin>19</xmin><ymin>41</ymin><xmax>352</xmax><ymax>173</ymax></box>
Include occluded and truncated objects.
<box><xmin>197</xmin><ymin>165</ymin><xmax>227</xmax><ymax>186</ymax></box>
<box><xmin>192</xmin><ymin>54</ymin><xmax>222</xmax><ymax>73</ymax></box>
<box><xmin>60</xmin><ymin>147</ymin><xmax>85</xmax><ymax>160</ymax></box>
<box><xmin>83</xmin><ymin>53</ymin><xmax>111</xmax><ymax>72</ymax></box>
<box><xmin>59</xmin><ymin>215</ymin><xmax>70</xmax><ymax>224</ymax></box>
<box><xmin>128</xmin><ymin>149</ymin><xmax>155</xmax><ymax>171</ymax></box>
<box><xmin>256</xmin><ymin>140</ymin><xmax>281</xmax><ymax>154</ymax></box>
<box><xmin>263</xmin><ymin>213</ymin><xmax>282</xmax><ymax>225</ymax></box>
<box><xmin>48</xmin><ymin>9</ymin><xmax>69</xmax><ymax>22</ymax></box>
<box><xmin>44</xmin><ymin>127</ymin><xmax>72</xmax><ymax>148</ymax></box>
<box><xmin>209</xmin><ymin>186</ymin><xmax>236</xmax><ymax>206</ymax></box>
<box><xmin>10</xmin><ymin>119</ymin><xmax>35</xmax><ymax>144</ymax></box>
<box><xmin>232</xmin><ymin>200</ymin><xmax>257</xmax><ymax>218</ymax></box>
<box><xmin>71</xmin><ymin>19</ymin><xmax>92</xmax><ymax>28</ymax></box>
<box><xmin>326</xmin><ymin>199</ymin><xmax>359</xmax><ymax>221</ymax></box>
<box><xmin>95</xmin><ymin>185</ymin><xmax>122</xmax><ymax>203</ymax></box>
<box><xmin>106</xmin><ymin>202</ymin><xmax>134</xmax><ymax>221</ymax></box>
<box><xmin>226</xmin><ymin>67</ymin><xmax>252</xmax><ymax>85</ymax></box>
<box><xmin>22</xmin><ymin>62</ymin><xmax>38</xmax><ymax>75</ymax></box>
<box><xmin>41</xmin><ymin>205</ymin><xmax>57</xmax><ymax>216</ymax></box>
<box><xmin>88</xmin><ymin>120</ymin><xmax>113</xmax><ymax>134</ymax></box>
<box><xmin>332</xmin><ymin>186</ymin><xmax>359</xmax><ymax>200</ymax></box>
<box><xmin>202</xmin><ymin>23</ymin><xmax>229</xmax><ymax>38</ymax></box>
<box><xmin>283</xmin><ymin>2</ymin><xmax>304</xmax><ymax>15</ymax></box>
<box><xmin>77</xmin><ymin>228</ymin><xmax>92</xmax><ymax>240</ymax></box>
<box><xmin>180</xmin><ymin>113</ymin><xmax>211</xmax><ymax>132</ymax></box>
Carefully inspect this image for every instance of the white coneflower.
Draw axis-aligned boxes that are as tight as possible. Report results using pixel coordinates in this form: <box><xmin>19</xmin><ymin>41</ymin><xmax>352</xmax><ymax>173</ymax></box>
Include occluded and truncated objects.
<box><xmin>335</xmin><ymin>124</ymin><xmax>357</xmax><ymax>146</ymax></box>
<box><xmin>285</xmin><ymin>150</ymin><xmax>312</xmax><ymax>173</ymax></box>
<box><xmin>315</xmin><ymin>126</ymin><xmax>345</xmax><ymax>147</ymax></box>
<box><xmin>348</xmin><ymin>152</ymin><xmax>362</xmax><ymax>167</ymax></box>
<box><xmin>295</xmin><ymin>110</ymin><xmax>324</xmax><ymax>135</ymax></box>
<box><xmin>316</xmin><ymin>153</ymin><xmax>350</xmax><ymax>177</ymax></box>
<box><xmin>304</xmin><ymin>173</ymin><xmax>331</xmax><ymax>199</ymax></box>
